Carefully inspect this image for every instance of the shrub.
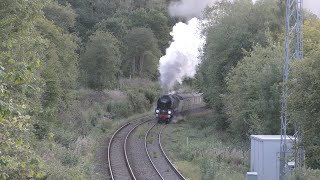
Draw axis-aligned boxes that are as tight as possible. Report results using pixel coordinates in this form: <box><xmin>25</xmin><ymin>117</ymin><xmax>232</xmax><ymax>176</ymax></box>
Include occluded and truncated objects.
<box><xmin>106</xmin><ymin>101</ymin><xmax>133</xmax><ymax>118</ymax></box>
<box><xmin>99</xmin><ymin>119</ymin><xmax>113</xmax><ymax>133</ymax></box>
<box><xmin>127</xmin><ymin>91</ymin><xmax>150</xmax><ymax>113</ymax></box>
<box><xmin>60</xmin><ymin>151</ymin><xmax>79</xmax><ymax>167</ymax></box>
<box><xmin>54</xmin><ymin>130</ymin><xmax>77</xmax><ymax>148</ymax></box>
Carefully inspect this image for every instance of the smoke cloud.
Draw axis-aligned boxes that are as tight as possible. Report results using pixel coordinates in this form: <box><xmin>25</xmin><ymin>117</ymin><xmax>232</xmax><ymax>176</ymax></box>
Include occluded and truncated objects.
<box><xmin>159</xmin><ymin>18</ymin><xmax>205</xmax><ymax>90</ymax></box>
<box><xmin>159</xmin><ymin>0</ymin><xmax>218</xmax><ymax>90</ymax></box>
<box><xmin>168</xmin><ymin>0</ymin><xmax>216</xmax><ymax>20</ymax></box>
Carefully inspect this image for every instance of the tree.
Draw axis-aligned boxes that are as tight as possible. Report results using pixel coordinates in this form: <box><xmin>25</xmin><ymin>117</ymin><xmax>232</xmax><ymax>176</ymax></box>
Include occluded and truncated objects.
<box><xmin>199</xmin><ymin>0</ymin><xmax>284</xmax><ymax>129</ymax></box>
<box><xmin>122</xmin><ymin>27</ymin><xmax>161</xmax><ymax>80</ymax></box>
<box><xmin>224</xmin><ymin>43</ymin><xmax>282</xmax><ymax>138</ymax></box>
<box><xmin>289</xmin><ymin>47</ymin><xmax>320</xmax><ymax>169</ymax></box>
<box><xmin>43</xmin><ymin>0</ymin><xmax>77</xmax><ymax>33</ymax></box>
<box><xmin>289</xmin><ymin>17</ymin><xmax>320</xmax><ymax>169</ymax></box>
<box><xmin>58</xmin><ymin>0</ymin><xmax>125</xmax><ymax>39</ymax></box>
<box><xmin>93</xmin><ymin>17</ymin><xmax>129</xmax><ymax>40</ymax></box>
<box><xmin>128</xmin><ymin>8</ymin><xmax>170</xmax><ymax>52</ymax></box>
<box><xmin>0</xmin><ymin>0</ymin><xmax>47</xmax><ymax>178</ymax></box>
<box><xmin>80</xmin><ymin>31</ymin><xmax>121</xmax><ymax>89</ymax></box>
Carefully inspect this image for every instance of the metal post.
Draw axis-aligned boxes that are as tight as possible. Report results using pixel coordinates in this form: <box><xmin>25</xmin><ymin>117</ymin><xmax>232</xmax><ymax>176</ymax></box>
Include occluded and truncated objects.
<box><xmin>280</xmin><ymin>0</ymin><xmax>304</xmax><ymax>179</ymax></box>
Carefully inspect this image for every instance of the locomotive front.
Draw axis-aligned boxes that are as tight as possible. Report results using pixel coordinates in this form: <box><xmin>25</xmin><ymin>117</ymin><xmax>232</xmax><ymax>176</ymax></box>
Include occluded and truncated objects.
<box><xmin>155</xmin><ymin>95</ymin><xmax>174</xmax><ymax>123</ymax></box>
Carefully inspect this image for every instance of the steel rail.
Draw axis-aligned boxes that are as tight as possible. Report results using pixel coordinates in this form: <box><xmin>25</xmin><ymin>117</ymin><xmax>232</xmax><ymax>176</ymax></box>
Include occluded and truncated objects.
<box><xmin>108</xmin><ymin>114</ymin><xmax>151</xmax><ymax>180</ymax></box>
<box><xmin>124</xmin><ymin>119</ymin><xmax>152</xmax><ymax>180</ymax></box>
<box><xmin>108</xmin><ymin>122</ymin><xmax>130</xmax><ymax>180</ymax></box>
<box><xmin>145</xmin><ymin>123</ymin><xmax>165</xmax><ymax>180</ymax></box>
<box><xmin>159</xmin><ymin>125</ymin><xmax>186</xmax><ymax>180</ymax></box>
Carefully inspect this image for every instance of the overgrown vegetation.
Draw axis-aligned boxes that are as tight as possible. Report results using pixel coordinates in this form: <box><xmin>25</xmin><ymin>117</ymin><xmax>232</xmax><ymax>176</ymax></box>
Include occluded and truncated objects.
<box><xmin>198</xmin><ymin>0</ymin><xmax>320</xmax><ymax>171</ymax></box>
<box><xmin>2</xmin><ymin>0</ymin><xmax>320</xmax><ymax>179</ymax></box>
<box><xmin>0</xmin><ymin>0</ymin><xmax>164</xmax><ymax>178</ymax></box>
<box><xmin>163</xmin><ymin>112</ymin><xmax>249</xmax><ymax>180</ymax></box>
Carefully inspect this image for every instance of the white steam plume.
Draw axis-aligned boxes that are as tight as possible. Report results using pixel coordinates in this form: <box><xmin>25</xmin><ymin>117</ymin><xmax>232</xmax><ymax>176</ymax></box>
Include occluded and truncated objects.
<box><xmin>159</xmin><ymin>0</ymin><xmax>217</xmax><ymax>90</ymax></box>
<box><xmin>159</xmin><ymin>18</ymin><xmax>205</xmax><ymax>90</ymax></box>
<box><xmin>168</xmin><ymin>0</ymin><xmax>217</xmax><ymax>20</ymax></box>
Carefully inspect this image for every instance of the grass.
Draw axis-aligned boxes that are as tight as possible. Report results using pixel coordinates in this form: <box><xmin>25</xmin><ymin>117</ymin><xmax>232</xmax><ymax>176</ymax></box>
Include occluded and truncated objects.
<box><xmin>162</xmin><ymin>111</ymin><xmax>249</xmax><ymax>180</ymax></box>
<box><xmin>35</xmin><ymin>83</ymin><xmax>157</xmax><ymax>179</ymax></box>
<box><xmin>285</xmin><ymin>169</ymin><xmax>320</xmax><ymax>180</ymax></box>
<box><xmin>147</xmin><ymin>132</ymin><xmax>154</xmax><ymax>144</ymax></box>
<box><xmin>136</xmin><ymin>126</ymin><xmax>147</xmax><ymax>139</ymax></box>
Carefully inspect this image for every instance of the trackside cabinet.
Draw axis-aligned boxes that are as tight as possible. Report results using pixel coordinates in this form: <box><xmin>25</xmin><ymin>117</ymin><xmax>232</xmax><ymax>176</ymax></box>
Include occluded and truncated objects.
<box><xmin>250</xmin><ymin>135</ymin><xmax>294</xmax><ymax>180</ymax></box>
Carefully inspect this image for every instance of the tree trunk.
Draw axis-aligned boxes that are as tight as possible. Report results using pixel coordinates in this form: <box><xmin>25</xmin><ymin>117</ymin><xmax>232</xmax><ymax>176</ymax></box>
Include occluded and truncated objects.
<box><xmin>132</xmin><ymin>56</ymin><xmax>135</xmax><ymax>78</ymax></box>
<box><xmin>139</xmin><ymin>54</ymin><xmax>144</xmax><ymax>76</ymax></box>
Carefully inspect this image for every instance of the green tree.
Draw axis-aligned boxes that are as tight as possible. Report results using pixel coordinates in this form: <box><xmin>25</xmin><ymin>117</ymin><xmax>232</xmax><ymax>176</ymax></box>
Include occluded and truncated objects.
<box><xmin>80</xmin><ymin>31</ymin><xmax>121</xmax><ymax>89</ymax></box>
<box><xmin>0</xmin><ymin>0</ymin><xmax>47</xmax><ymax>178</ymax></box>
<box><xmin>224</xmin><ymin>44</ymin><xmax>282</xmax><ymax>138</ymax></box>
<box><xmin>289</xmin><ymin>17</ymin><xmax>320</xmax><ymax>169</ymax></box>
<box><xmin>199</xmin><ymin>0</ymin><xmax>284</xmax><ymax>129</ymax></box>
<box><xmin>43</xmin><ymin>0</ymin><xmax>77</xmax><ymax>33</ymax></box>
<box><xmin>93</xmin><ymin>17</ymin><xmax>129</xmax><ymax>40</ymax></box>
<box><xmin>58</xmin><ymin>0</ymin><xmax>126</xmax><ymax>39</ymax></box>
<box><xmin>289</xmin><ymin>49</ymin><xmax>320</xmax><ymax>169</ymax></box>
<box><xmin>128</xmin><ymin>8</ymin><xmax>170</xmax><ymax>52</ymax></box>
<box><xmin>122</xmin><ymin>27</ymin><xmax>161</xmax><ymax>80</ymax></box>
<box><xmin>33</xmin><ymin>14</ymin><xmax>79</xmax><ymax>141</ymax></box>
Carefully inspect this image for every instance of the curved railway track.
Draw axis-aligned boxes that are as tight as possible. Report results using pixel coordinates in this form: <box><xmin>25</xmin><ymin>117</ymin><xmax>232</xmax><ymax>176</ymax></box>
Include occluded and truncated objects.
<box><xmin>145</xmin><ymin>124</ymin><xmax>186</xmax><ymax>180</ymax></box>
<box><xmin>108</xmin><ymin>116</ymin><xmax>151</xmax><ymax>180</ymax></box>
<box><xmin>108</xmin><ymin>116</ymin><xmax>186</xmax><ymax>180</ymax></box>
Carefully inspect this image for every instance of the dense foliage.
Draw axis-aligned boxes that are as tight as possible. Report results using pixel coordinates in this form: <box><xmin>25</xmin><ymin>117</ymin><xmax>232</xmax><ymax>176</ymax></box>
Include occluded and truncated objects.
<box><xmin>199</xmin><ymin>0</ymin><xmax>320</xmax><ymax>169</ymax></box>
<box><xmin>224</xmin><ymin>44</ymin><xmax>282</xmax><ymax>138</ymax></box>
<box><xmin>1</xmin><ymin>0</ymin><xmax>320</xmax><ymax>178</ymax></box>
<box><xmin>80</xmin><ymin>31</ymin><xmax>121</xmax><ymax>89</ymax></box>
<box><xmin>200</xmin><ymin>0</ymin><xmax>284</xmax><ymax>129</ymax></box>
<box><xmin>0</xmin><ymin>0</ymin><xmax>166</xmax><ymax>178</ymax></box>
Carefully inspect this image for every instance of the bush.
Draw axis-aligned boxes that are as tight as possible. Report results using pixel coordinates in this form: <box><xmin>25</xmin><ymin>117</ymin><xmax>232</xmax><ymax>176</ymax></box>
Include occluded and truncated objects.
<box><xmin>164</xmin><ymin>112</ymin><xmax>249</xmax><ymax>179</ymax></box>
<box><xmin>199</xmin><ymin>157</ymin><xmax>215</xmax><ymax>180</ymax></box>
<box><xmin>285</xmin><ymin>169</ymin><xmax>320</xmax><ymax>180</ymax></box>
<box><xmin>98</xmin><ymin>119</ymin><xmax>113</xmax><ymax>133</ymax></box>
<box><xmin>106</xmin><ymin>101</ymin><xmax>133</xmax><ymax>118</ymax></box>
<box><xmin>143</xmin><ymin>88</ymin><xmax>158</xmax><ymax>104</ymax></box>
<box><xmin>54</xmin><ymin>130</ymin><xmax>77</xmax><ymax>148</ymax></box>
<box><xmin>127</xmin><ymin>91</ymin><xmax>150</xmax><ymax>113</ymax></box>
<box><xmin>60</xmin><ymin>151</ymin><xmax>79</xmax><ymax>167</ymax></box>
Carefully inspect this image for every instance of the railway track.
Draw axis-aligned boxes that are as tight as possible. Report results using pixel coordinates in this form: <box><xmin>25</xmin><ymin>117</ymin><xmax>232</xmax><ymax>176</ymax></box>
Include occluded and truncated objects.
<box><xmin>108</xmin><ymin>116</ymin><xmax>152</xmax><ymax>180</ymax></box>
<box><xmin>108</xmin><ymin>116</ymin><xmax>186</xmax><ymax>180</ymax></box>
<box><xmin>145</xmin><ymin>124</ymin><xmax>186</xmax><ymax>180</ymax></box>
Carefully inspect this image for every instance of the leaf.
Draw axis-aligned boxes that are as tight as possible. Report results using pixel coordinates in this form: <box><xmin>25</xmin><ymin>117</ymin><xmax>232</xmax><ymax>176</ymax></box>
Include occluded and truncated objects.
<box><xmin>28</xmin><ymin>170</ymin><xmax>34</xmax><ymax>178</ymax></box>
<box><xmin>36</xmin><ymin>171</ymin><xmax>46</xmax><ymax>178</ymax></box>
<box><xmin>16</xmin><ymin>139</ymin><xmax>24</xmax><ymax>146</ymax></box>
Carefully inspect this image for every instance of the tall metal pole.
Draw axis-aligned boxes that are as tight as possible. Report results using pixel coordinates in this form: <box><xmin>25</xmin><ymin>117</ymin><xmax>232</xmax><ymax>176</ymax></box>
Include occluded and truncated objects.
<box><xmin>280</xmin><ymin>0</ymin><xmax>304</xmax><ymax>179</ymax></box>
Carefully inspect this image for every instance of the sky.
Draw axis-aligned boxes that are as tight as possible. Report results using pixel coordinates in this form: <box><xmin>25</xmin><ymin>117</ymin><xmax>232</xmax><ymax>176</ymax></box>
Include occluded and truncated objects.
<box><xmin>253</xmin><ymin>0</ymin><xmax>320</xmax><ymax>17</ymax></box>
<box><xmin>304</xmin><ymin>0</ymin><xmax>320</xmax><ymax>17</ymax></box>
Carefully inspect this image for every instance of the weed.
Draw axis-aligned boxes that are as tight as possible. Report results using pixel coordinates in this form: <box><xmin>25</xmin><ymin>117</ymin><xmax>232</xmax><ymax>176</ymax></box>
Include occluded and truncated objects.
<box><xmin>162</xmin><ymin>112</ymin><xmax>249</xmax><ymax>179</ymax></box>
<box><xmin>135</xmin><ymin>126</ymin><xmax>148</xmax><ymax>139</ymax></box>
<box><xmin>147</xmin><ymin>132</ymin><xmax>154</xmax><ymax>144</ymax></box>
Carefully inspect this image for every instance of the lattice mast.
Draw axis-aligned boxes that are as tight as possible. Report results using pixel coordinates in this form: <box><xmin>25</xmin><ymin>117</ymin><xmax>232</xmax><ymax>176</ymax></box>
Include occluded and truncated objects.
<box><xmin>280</xmin><ymin>0</ymin><xmax>304</xmax><ymax>179</ymax></box>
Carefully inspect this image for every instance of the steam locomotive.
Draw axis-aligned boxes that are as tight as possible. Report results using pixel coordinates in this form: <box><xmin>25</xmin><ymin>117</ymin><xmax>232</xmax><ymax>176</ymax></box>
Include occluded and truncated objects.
<box><xmin>155</xmin><ymin>93</ymin><xmax>204</xmax><ymax>123</ymax></box>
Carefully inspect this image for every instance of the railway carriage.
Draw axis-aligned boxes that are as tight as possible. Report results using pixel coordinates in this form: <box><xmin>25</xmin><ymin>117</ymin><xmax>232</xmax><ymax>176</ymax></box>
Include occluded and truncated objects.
<box><xmin>154</xmin><ymin>92</ymin><xmax>204</xmax><ymax>123</ymax></box>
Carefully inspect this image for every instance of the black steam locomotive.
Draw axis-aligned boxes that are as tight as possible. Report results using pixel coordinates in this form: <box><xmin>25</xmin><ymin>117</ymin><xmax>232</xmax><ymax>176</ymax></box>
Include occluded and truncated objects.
<box><xmin>155</xmin><ymin>93</ymin><xmax>204</xmax><ymax>123</ymax></box>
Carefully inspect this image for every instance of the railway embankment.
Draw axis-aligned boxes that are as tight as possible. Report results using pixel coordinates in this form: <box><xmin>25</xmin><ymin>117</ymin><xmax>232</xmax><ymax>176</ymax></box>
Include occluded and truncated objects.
<box><xmin>162</xmin><ymin>111</ymin><xmax>250</xmax><ymax>180</ymax></box>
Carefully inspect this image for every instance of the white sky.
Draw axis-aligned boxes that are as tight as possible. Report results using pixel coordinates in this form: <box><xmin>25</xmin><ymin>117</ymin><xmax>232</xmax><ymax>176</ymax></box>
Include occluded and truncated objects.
<box><xmin>253</xmin><ymin>0</ymin><xmax>320</xmax><ymax>17</ymax></box>
<box><xmin>304</xmin><ymin>0</ymin><xmax>320</xmax><ymax>17</ymax></box>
